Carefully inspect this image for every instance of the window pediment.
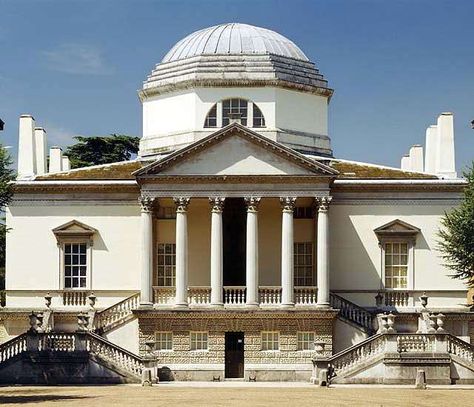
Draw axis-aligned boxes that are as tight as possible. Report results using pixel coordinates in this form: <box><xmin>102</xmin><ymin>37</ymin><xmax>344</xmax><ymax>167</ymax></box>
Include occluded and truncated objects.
<box><xmin>53</xmin><ymin>220</ymin><xmax>97</xmax><ymax>243</ymax></box>
<box><xmin>374</xmin><ymin>219</ymin><xmax>420</xmax><ymax>242</ymax></box>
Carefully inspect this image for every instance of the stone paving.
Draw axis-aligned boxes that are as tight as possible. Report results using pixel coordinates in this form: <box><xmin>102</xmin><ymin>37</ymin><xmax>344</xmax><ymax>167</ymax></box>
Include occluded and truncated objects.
<box><xmin>0</xmin><ymin>384</ymin><xmax>473</xmax><ymax>406</ymax></box>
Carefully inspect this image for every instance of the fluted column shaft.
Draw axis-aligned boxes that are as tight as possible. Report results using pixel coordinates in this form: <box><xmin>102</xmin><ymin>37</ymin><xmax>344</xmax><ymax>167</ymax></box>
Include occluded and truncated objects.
<box><xmin>316</xmin><ymin>196</ymin><xmax>332</xmax><ymax>307</ymax></box>
<box><xmin>140</xmin><ymin>196</ymin><xmax>154</xmax><ymax>306</ymax></box>
<box><xmin>210</xmin><ymin>198</ymin><xmax>225</xmax><ymax>306</ymax></box>
<box><xmin>280</xmin><ymin>197</ymin><xmax>296</xmax><ymax>307</ymax></box>
<box><xmin>174</xmin><ymin>198</ymin><xmax>190</xmax><ymax>307</ymax></box>
<box><xmin>245</xmin><ymin>197</ymin><xmax>260</xmax><ymax>306</ymax></box>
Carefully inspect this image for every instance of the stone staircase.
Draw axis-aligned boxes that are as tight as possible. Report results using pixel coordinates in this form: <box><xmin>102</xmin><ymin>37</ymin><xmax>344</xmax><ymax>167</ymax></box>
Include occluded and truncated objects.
<box><xmin>0</xmin><ymin>330</ymin><xmax>146</xmax><ymax>384</ymax></box>
<box><xmin>93</xmin><ymin>293</ymin><xmax>140</xmax><ymax>334</ymax></box>
<box><xmin>330</xmin><ymin>292</ymin><xmax>375</xmax><ymax>335</ymax></box>
<box><xmin>313</xmin><ymin>332</ymin><xmax>474</xmax><ymax>385</ymax></box>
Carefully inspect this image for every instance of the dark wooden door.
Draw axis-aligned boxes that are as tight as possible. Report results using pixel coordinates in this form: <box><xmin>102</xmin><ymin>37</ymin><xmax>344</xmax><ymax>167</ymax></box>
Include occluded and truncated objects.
<box><xmin>223</xmin><ymin>198</ymin><xmax>246</xmax><ymax>286</ymax></box>
<box><xmin>225</xmin><ymin>332</ymin><xmax>244</xmax><ymax>378</ymax></box>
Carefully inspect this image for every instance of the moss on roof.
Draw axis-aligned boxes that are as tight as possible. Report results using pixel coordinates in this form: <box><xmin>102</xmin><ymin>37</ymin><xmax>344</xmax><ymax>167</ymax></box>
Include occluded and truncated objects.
<box><xmin>331</xmin><ymin>161</ymin><xmax>438</xmax><ymax>180</ymax></box>
<box><xmin>34</xmin><ymin>158</ymin><xmax>438</xmax><ymax>181</ymax></box>
<box><xmin>35</xmin><ymin>161</ymin><xmax>144</xmax><ymax>180</ymax></box>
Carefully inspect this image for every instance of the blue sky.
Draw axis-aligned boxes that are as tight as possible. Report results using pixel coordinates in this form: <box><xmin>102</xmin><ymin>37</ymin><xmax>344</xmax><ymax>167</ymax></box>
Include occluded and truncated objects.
<box><xmin>0</xmin><ymin>0</ymin><xmax>473</xmax><ymax>171</ymax></box>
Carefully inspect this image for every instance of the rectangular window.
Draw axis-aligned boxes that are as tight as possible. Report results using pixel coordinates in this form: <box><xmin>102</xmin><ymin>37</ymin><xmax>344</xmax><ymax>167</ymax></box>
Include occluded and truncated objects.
<box><xmin>190</xmin><ymin>331</ymin><xmax>208</xmax><ymax>351</ymax></box>
<box><xmin>294</xmin><ymin>242</ymin><xmax>314</xmax><ymax>286</ymax></box>
<box><xmin>155</xmin><ymin>332</ymin><xmax>173</xmax><ymax>351</ymax></box>
<box><xmin>64</xmin><ymin>243</ymin><xmax>87</xmax><ymax>289</ymax></box>
<box><xmin>384</xmin><ymin>242</ymin><xmax>408</xmax><ymax>289</ymax></box>
<box><xmin>261</xmin><ymin>331</ymin><xmax>279</xmax><ymax>351</ymax></box>
<box><xmin>156</xmin><ymin>207</ymin><xmax>176</xmax><ymax>219</ymax></box>
<box><xmin>293</xmin><ymin>207</ymin><xmax>313</xmax><ymax>219</ymax></box>
<box><xmin>157</xmin><ymin>243</ymin><xmax>176</xmax><ymax>286</ymax></box>
<box><xmin>297</xmin><ymin>332</ymin><xmax>315</xmax><ymax>351</ymax></box>
<box><xmin>222</xmin><ymin>98</ymin><xmax>248</xmax><ymax>126</ymax></box>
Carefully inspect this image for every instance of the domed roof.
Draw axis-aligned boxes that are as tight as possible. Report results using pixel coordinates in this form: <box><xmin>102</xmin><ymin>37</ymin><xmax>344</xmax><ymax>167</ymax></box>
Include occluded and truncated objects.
<box><xmin>162</xmin><ymin>23</ymin><xmax>309</xmax><ymax>63</ymax></box>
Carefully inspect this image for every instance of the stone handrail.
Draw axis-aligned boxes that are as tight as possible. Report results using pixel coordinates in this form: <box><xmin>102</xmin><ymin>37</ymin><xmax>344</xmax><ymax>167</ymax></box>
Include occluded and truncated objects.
<box><xmin>326</xmin><ymin>333</ymin><xmax>386</xmax><ymax>378</ymax></box>
<box><xmin>384</xmin><ymin>291</ymin><xmax>410</xmax><ymax>307</ymax></box>
<box><xmin>295</xmin><ymin>287</ymin><xmax>317</xmax><ymax>305</ymax></box>
<box><xmin>63</xmin><ymin>290</ymin><xmax>89</xmax><ymax>306</ymax></box>
<box><xmin>224</xmin><ymin>286</ymin><xmax>246</xmax><ymax>305</ymax></box>
<box><xmin>86</xmin><ymin>332</ymin><xmax>144</xmax><ymax>378</ymax></box>
<box><xmin>188</xmin><ymin>287</ymin><xmax>211</xmax><ymax>305</ymax></box>
<box><xmin>40</xmin><ymin>332</ymin><xmax>76</xmax><ymax>351</ymax></box>
<box><xmin>258</xmin><ymin>286</ymin><xmax>282</xmax><ymax>305</ymax></box>
<box><xmin>153</xmin><ymin>286</ymin><xmax>175</xmax><ymax>305</ymax></box>
<box><xmin>447</xmin><ymin>334</ymin><xmax>474</xmax><ymax>364</ymax></box>
<box><xmin>94</xmin><ymin>293</ymin><xmax>140</xmax><ymax>333</ymax></box>
<box><xmin>330</xmin><ymin>293</ymin><xmax>375</xmax><ymax>334</ymax></box>
<box><xmin>0</xmin><ymin>332</ymin><xmax>28</xmax><ymax>363</ymax></box>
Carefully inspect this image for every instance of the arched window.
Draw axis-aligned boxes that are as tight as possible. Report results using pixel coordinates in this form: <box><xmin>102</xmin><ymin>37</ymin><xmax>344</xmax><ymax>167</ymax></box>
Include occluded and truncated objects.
<box><xmin>203</xmin><ymin>98</ymin><xmax>266</xmax><ymax>129</ymax></box>
<box><xmin>253</xmin><ymin>104</ymin><xmax>265</xmax><ymax>128</ymax></box>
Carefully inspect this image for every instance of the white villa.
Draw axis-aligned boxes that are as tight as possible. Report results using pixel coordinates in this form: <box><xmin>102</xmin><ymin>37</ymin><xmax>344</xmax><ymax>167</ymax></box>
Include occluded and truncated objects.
<box><xmin>1</xmin><ymin>23</ymin><xmax>473</xmax><ymax>384</ymax></box>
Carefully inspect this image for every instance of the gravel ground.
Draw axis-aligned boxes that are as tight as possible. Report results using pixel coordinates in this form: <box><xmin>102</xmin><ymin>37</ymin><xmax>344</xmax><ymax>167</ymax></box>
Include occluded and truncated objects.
<box><xmin>0</xmin><ymin>384</ymin><xmax>472</xmax><ymax>406</ymax></box>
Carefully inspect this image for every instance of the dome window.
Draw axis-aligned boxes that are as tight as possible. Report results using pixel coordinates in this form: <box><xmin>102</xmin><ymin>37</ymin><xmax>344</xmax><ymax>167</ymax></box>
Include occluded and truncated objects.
<box><xmin>204</xmin><ymin>104</ymin><xmax>217</xmax><ymax>128</ymax></box>
<box><xmin>253</xmin><ymin>105</ymin><xmax>266</xmax><ymax>128</ymax></box>
<box><xmin>204</xmin><ymin>99</ymin><xmax>266</xmax><ymax>129</ymax></box>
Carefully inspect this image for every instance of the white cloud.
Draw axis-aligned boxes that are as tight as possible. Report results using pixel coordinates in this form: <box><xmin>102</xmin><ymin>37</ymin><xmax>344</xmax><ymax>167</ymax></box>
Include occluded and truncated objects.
<box><xmin>41</xmin><ymin>43</ymin><xmax>110</xmax><ymax>75</ymax></box>
<box><xmin>43</xmin><ymin>122</ymin><xmax>82</xmax><ymax>147</ymax></box>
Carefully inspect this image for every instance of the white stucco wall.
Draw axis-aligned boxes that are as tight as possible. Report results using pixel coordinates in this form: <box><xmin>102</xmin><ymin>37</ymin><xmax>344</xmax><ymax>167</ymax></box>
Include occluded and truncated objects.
<box><xmin>6</xmin><ymin>202</ymin><xmax>141</xmax><ymax>308</ymax></box>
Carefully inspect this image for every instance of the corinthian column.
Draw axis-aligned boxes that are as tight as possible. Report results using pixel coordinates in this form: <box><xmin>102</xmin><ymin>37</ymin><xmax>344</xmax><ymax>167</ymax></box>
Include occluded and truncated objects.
<box><xmin>210</xmin><ymin>197</ymin><xmax>225</xmax><ymax>306</ymax></box>
<box><xmin>139</xmin><ymin>196</ymin><xmax>154</xmax><ymax>306</ymax></box>
<box><xmin>174</xmin><ymin>197</ymin><xmax>190</xmax><ymax>307</ymax></box>
<box><xmin>245</xmin><ymin>197</ymin><xmax>260</xmax><ymax>306</ymax></box>
<box><xmin>316</xmin><ymin>196</ymin><xmax>332</xmax><ymax>307</ymax></box>
<box><xmin>280</xmin><ymin>197</ymin><xmax>296</xmax><ymax>307</ymax></box>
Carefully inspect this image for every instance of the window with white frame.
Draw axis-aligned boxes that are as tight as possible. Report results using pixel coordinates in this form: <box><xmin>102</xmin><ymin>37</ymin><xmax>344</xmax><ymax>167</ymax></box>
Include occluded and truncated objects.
<box><xmin>261</xmin><ymin>331</ymin><xmax>279</xmax><ymax>351</ymax></box>
<box><xmin>204</xmin><ymin>104</ymin><xmax>217</xmax><ymax>128</ymax></box>
<box><xmin>374</xmin><ymin>219</ymin><xmax>420</xmax><ymax>292</ymax></box>
<box><xmin>297</xmin><ymin>332</ymin><xmax>315</xmax><ymax>351</ymax></box>
<box><xmin>190</xmin><ymin>331</ymin><xmax>208</xmax><ymax>351</ymax></box>
<box><xmin>203</xmin><ymin>98</ymin><xmax>266</xmax><ymax>129</ymax></box>
<box><xmin>253</xmin><ymin>104</ymin><xmax>266</xmax><ymax>128</ymax></box>
<box><xmin>294</xmin><ymin>242</ymin><xmax>314</xmax><ymax>286</ymax></box>
<box><xmin>64</xmin><ymin>243</ymin><xmax>88</xmax><ymax>289</ymax></box>
<box><xmin>384</xmin><ymin>242</ymin><xmax>408</xmax><ymax>289</ymax></box>
<box><xmin>157</xmin><ymin>243</ymin><xmax>176</xmax><ymax>286</ymax></box>
<box><xmin>155</xmin><ymin>332</ymin><xmax>173</xmax><ymax>351</ymax></box>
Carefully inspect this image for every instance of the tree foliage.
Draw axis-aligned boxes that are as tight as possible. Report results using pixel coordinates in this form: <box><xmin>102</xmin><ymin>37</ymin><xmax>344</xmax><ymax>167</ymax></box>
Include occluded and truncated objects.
<box><xmin>65</xmin><ymin>134</ymin><xmax>140</xmax><ymax>169</ymax></box>
<box><xmin>438</xmin><ymin>163</ymin><xmax>474</xmax><ymax>287</ymax></box>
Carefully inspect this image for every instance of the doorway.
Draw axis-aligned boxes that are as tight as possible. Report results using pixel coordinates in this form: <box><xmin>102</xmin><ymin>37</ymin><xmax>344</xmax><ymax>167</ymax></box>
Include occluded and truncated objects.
<box><xmin>225</xmin><ymin>332</ymin><xmax>245</xmax><ymax>378</ymax></box>
<box><xmin>223</xmin><ymin>198</ymin><xmax>246</xmax><ymax>286</ymax></box>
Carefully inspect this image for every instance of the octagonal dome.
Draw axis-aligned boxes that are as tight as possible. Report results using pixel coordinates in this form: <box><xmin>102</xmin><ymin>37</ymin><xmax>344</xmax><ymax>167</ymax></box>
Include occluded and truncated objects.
<box><xmin>162</xmin><ymin>23</ymin><xmax>309</xmax><ymax>63</ymax></box>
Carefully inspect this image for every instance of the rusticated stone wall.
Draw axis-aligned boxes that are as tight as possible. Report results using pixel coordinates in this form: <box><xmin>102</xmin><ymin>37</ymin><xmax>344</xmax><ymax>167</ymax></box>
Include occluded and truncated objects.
<box><xmin>137</xmin><ymin>310</ymin><xmax>336</xmax><ymax>369</ymax></box>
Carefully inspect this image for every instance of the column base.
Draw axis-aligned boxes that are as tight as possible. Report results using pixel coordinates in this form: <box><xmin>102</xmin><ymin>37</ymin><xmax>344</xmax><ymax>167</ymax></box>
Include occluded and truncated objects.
<box><xmin>280</xmin><ymin>302</ymin><xmax>295</xmax><ymax>309</ymax></box>
<box><xmin>245</xmin><ymin>302</ymin><xmax>260</xmax><ymax>309</ymax></box>
<box><xmin>139</xmin><ymin>302</ymin><xmax>154</xmax><ymax>310</ymax></box>
<box><xmin>210</xmin><ymin>302</ymin><xmax>224</xmax><ymax>308</ymax></box>
<box><xmin>173</xmin><ymin>303</ymin><xmax>189</xmax><ymax>309</ymax></box>
<box><xmin>316</xmin><ymin>302</ymin><xmax>331</xmax><ymax>309</ymax></box>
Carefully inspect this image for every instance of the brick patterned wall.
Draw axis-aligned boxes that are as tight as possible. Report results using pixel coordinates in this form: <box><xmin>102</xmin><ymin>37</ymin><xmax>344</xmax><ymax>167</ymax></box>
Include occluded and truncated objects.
<box><xmin>138</xmin><ymin>311</ymin><xmax>336</xmax><ymax>366</ymax></box>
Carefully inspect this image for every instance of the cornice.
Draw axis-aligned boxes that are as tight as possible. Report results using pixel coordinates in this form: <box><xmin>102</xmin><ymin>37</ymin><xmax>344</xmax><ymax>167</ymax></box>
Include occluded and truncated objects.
<box><xmin>12</xmin><ymin>183</ymin><xmax>140</xmax><ymax>194</ymax></box>
<box><xmin>133</xmin><ymin>309</ymin><xmax>338</xmax><ymax>319</ymax></box>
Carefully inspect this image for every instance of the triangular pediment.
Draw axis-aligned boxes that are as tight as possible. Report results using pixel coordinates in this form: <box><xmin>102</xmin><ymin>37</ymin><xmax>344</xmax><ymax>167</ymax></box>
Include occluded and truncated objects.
<box><xmin>134</xmin><ymin>123</ymin><xmax>338</xmax><ymax>177</ymax></box>
<box><xmin>374</xmin><ymin>219</ymin><xmax>421</xmax><ymax>236</ymax></box>
<box><xmin>53</xmin><ymin>220</ymin><xmax>97</xmax><ymax>237</ymax></box>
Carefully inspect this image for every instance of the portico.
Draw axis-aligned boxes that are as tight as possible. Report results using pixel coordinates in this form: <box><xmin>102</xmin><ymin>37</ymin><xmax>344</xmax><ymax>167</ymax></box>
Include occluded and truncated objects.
<box><xmin>135</xmin><ymin>123</ymin><xmax>338</xmax><ymax>310</ymax></box>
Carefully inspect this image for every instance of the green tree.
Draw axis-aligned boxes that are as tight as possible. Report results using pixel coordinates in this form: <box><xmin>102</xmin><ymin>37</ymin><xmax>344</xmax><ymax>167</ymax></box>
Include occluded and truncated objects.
<box><xmin>438</xmin><ymin>163</ymin><xmax>474</xmax><ymax>287</ymax></box>
<box><xmin>0</xmin><ymin>145</ymin><xmax>15</xmax><ymax>306</ymax></box>
<box><xmin>65</xmin><ymin>134</ymin><xmax>140</xmax><ymax>169</ymax></box>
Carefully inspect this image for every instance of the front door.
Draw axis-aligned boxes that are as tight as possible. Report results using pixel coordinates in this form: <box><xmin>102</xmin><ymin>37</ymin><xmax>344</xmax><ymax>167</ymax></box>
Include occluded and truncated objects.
<box><xmin>225</xmin><ymin>332</ymin><xmax>244</xmax><ymax>378</ymax></box>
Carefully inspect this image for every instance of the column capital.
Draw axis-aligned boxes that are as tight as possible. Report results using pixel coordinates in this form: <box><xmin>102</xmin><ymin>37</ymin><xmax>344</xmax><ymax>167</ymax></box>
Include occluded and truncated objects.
<box><xmin>244</xmin><ymin>197</ymin><xmax>261</xmax><ymax>212</ymax></box>
<box><xmin>174</xmin><ymin>197</ymin><xmax>190</xmax><ymax>213</ymax></box>
<box><xmin>280</xmin><ymin>197</ymin><xmax>297</xmax><ymax>212</ymax></box>
<box><xmin>139</xmin><ymin>196</ymin><xmax>155</xmax><ymax>213</ymax></box>
<box><xmin>315</xmin><ymin>196</ymin><xmax>332</xmax><ymax>213</ymax></box>
<box><xmin>209</xmin><ymin>197</ymin><xmax>225</xmax><ymax>213</ymax></box>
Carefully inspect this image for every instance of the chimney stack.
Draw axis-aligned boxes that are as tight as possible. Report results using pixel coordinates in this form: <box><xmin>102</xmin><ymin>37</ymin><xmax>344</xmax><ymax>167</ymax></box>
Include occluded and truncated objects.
<box><xmin>62</xmin><ymin>156</ymin><xmax>71</xmax><ymax>171</ymax></box>
<box><xmin>17</xmin><ymin>115</ymin><xmax>37</xmax><ymax>179</ymax></box>
<box><xmin>49</xmin><ymin>146</ymin><xmax>63</xmax><ymax>173</ymax></box>
<box><xmin>435</xmin><ymin>112</ymin><xmax>457</xmax><ymax>178</ymax></box>
<box><xmin>409</xmin><ymin>145</ymin><xmax>424</xmax><ymax>172</ymax></box>
<box><xmin>424</xmin><ymin>125</ymin><xmax>437</xmax><ymax>174</ymax></box>
<box><xmin>401</xmin><ymin>155</ymin><xmax>411</xmax><ymax>171</ymax></box>
<box><xmin>34</xmin><ymin>127</ymin><xmax>48</xmax><ymax>175</ymax></box>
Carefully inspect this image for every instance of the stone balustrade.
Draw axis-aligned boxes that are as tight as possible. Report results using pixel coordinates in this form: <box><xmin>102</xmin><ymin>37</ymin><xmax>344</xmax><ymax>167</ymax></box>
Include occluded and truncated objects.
<box><xmin>152</xmin><ymin>286</ymin><xmax>321</xmax><ymax>307</ymax></box>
